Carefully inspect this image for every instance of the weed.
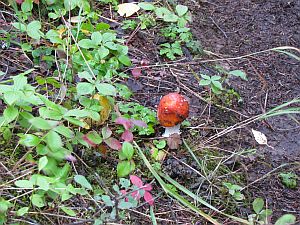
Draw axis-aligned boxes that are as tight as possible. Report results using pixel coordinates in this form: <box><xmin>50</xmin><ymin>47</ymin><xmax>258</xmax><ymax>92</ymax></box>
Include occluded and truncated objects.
<box><xmin>279</xmin><ymin>172</ymin><xmax>298</xmax><ymax>189</ymax></box>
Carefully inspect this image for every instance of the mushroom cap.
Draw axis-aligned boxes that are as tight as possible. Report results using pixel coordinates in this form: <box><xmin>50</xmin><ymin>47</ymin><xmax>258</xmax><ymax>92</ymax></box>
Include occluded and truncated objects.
<box><xmin>157</xmin><ymin>93</ymin><xmax>189</xmax><ymax>127</ymax></box>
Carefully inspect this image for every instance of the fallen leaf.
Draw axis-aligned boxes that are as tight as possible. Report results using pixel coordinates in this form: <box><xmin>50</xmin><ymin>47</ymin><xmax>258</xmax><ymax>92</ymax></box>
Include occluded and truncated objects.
<box><xmin>252</xmin><ymin>129</ymin><xmax>274</xmax><ymax>149</ymax></box>
<box><xmin>68</xmin><ymin>16</ymin><xmax>86</xmax><ymax>23</ymax></box>
<box><xmin>167</xmin><ymin>133</ymin><xmax>182</xmax><ymax>150</ymax></box>
<box><xmin>117</xmin><ymin>3</ymin><xmax>140</xmax><ymax>17</ymax></box>
<box><xmin>251</xmin><ymin>129</ymin><xmax>268</xmax><ymax>145</ymax></box>
<box><xmin>131</xmin><ymin>68</ymin><xmax>142</xmax><ymax>79</ymax></box>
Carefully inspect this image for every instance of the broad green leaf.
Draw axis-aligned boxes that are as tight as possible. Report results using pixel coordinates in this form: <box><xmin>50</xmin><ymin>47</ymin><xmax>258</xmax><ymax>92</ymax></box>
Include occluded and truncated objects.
<box><xmin>16</xmin><ymin>207</ymin><xmax>29</xmax><ymax>216</ymax></box>
<box><xmin>119</xmin><ymin>142</ymin><xmax>134</xmax><ymax>160</ymax></box>
<box><xmin>212</xmin><ymin>80</ymin><xmax>223</xmax><ymax>90</ymax></box>
<box><xmin>199</xmin><ymin>79</ymin><xmax>211</xmax><ymax>86</ymax></box>
<box><xmin>228</xmin><ymin>70</ymin><xmax>248</xmax><ymax>81</ymax></box>
<box><xmin>101</xmin><ymin>195</ymin><xmax>114</xmax><ymax>207</ymax></box>
<box><xmin>78</xmin><ymin>39</ymin><xmax>96</xmax><ymax>49</ymax></box>
<box><xmin>19</xmin><ymin>134</ymin><xmax>40</xmax><ymax>147</ymax></box>
<box><xmin>274</xmin><ymin>214</ymin><xmax>296</xmax><ymax>225</ymax></box>
<box><xmin>38</xmin><ymin>156</ymin><xmax>48</xmax><ymax>172</ymax></box>
<box><xmin>95</xmin><ymin>83</ymin><xmax>116</xmax><ymax>96</ymax></box>
<box><xmin>29</xmin><ymin>117</ymin><xmax>56</xmax><ymax>130</ymax></box>
<box><xmin>21</xmin><ymin>0</ymin><xmax>33</xmax><ymax>13</ymax></box>
<box><xmin>76</xmin><ymin>82</ymin><xmax>95</xmax><ymax>95</ymax></box>
<box><xmin>54</xmin><ymin>125</ymin><xmax>74</xmax><ymax>138</ymax></box>
<box><xmin>15</xmin><ymin>180</ymin><xmax>33</xmax><ymax>188</ymax></box>
<box><xmin>138</xmin><ymin>2</ymin><xmax>155</xmax><ymax>11</ymax></box>
<box><xmin>118</xmin><ymin>55</ymin><xmax>131</xmax><ymax>66</ymax></box>
<box><xmin>27</xmin><ymin>21</ymin><xmax>43</xmax><ymax>40</ymax></box>
<box><xmin>31</xmin><ymin>194</ymin><xmax>45</xmax><ymax>208</ymax></box>
<box><xmin>176</xmin><ymin>5</ymin><xmax>188</xmax><ymax>16</ymax></box>
<box><xmin>98</xmin><ymin>46</ymin><xmax>110</xmax><ymax>59</ymax></box>
<box><xmin>12</xmin><ymin>22</ymin><xmax>27</xmax><ymax>32</ymax></box>
<box><xmin>61</xmin><ymin>206</ymin><xmax>76</xmax><ymax>216</ymax></box>
<box><xmin>78</xmin><ymin>71</ymin><xmax>94</xmax><ymax>83</ymax></box>
<box><xmin>74</xmin><ymin>175</ymin><xmax>93</xmax><ymax>190</ymax></box>
<box><xmin>64</xmin><ymin>109</ymin><xmax>91</xmax><ymax>118</ymax></box>
<box><xmin>3</xmin><ymin>106</ymin><xmax>18</xmax><ymax>123</ymax></box>
<box><xmin>35</xmin><ymin>175</ymin><xmax>50</xmax><ymax>191</ymax></box>
<box><xmin>86</xmin><ymin>131</ymin><xmax>102</xmax><ymax>145</ymax></box>
<box><xmin>253</xmin><ymin>198</ymin><xmax>264</xmax><ymax>214</ymax></box>
<box><xmin>46</xmin><ymin>131</ymin><xmax>62</xmax><ymax>151</ymax></box>
<box><xmin>91</xmin><ymin>32</ymin><xmax>102</xmax><ymax>45</ymax></box>
<box><xmin>46</xmin><ymin>29</ymin><xmax>63</xmax><ymax>44</ymax></box>
<box><xmin>117</xmin><ymin>160</ymin><xmax>135</xmax><ymax>177</ymax></box>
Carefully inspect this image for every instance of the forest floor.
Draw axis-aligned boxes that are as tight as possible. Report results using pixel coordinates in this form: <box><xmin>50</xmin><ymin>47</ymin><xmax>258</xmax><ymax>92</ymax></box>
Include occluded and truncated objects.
<box><xmin>0</xmin><ymin>0</ymin><xmax>299</xmax><ymax>224</ymax></box>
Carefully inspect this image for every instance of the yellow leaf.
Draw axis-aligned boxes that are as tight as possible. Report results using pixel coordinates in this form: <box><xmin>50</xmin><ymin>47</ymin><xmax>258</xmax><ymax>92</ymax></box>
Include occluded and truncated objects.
<box><xmin>92</xmin><ymin>94</ymin><xmax>112</xmax><ymax>125</ymax></box>
<box><xmin>117</xmin><ymin>3</ymin><xmax>140</xmax><ymax>17</ymax></box>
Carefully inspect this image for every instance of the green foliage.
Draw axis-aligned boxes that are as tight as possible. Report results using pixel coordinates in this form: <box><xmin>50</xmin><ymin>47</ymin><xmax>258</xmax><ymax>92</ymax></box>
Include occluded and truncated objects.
<box><xmin>279</xmin><ymin>172</ymin><xmax>298</xmax><ymax>189</ymax></box>
<box><xmin>223</xmin><ymin>182</ymin><xmax>245</xmax><ymax>201</ymax></box>
<box><xmin>160</xmin><ymin>41</ymin><xmax>183</xmax><ymax>60</ymax></box>
<box><xmin>199</xmin><ymin>74</ymin><xmax>223</xmax><ymax>95</ymax></box>
<box><xmin>118</xmin><ymin>102</ymin><xmax>158</xmax><ymax>135</ymax></box>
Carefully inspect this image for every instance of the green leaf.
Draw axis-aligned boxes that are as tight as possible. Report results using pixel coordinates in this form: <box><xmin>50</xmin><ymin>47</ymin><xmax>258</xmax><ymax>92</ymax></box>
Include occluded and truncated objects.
<box><xmin>98</xmin><ymin>46</ymin><xmax>110</xmax><ymax>59</ymax></box>
<box><xmin>117</xmin><ymin>160</ymin><xmax>134</xmax><ymax>177</ymax></box>
<box><xmin>95</xmin><ymin>83</ymin><xmax>116</xmax><ymax>96</ymax></box>
<box><xmin>76</xmin><ymin>82</ymin><xmax>95</xmax><ymax>95</ymax></box>
<box><xmin>212</xmin><ymin>80</ymin><xmax>223</xmax><ymax>90</ymax></box>
<box><xmin>259</xmin><ymin>209</ymin><xmax>273</xmax><ymax>221</ymax></box>
<box><xmin>274</xmin><ymin>214</ymin><xmax>296</xmax><ymax>225</ymax></box>
<box><xmin>19</xmin><ymin>134</ymin><xmax>40</xmax><ymax>147</ymax></box>
<box><xmin>199</xmin><ymin>79</ymin><xmax>211</xmax><ymax>86</ymax></box>
<box><xmin>21</xmin><ymin>0</ymin><xmax>33</xmax><ymax>13</ymax></box>
<box><xmin>118</xmin><ymin>55</ymin><xmax>131</xmax><ymax>66</ymax></box>
<box><xmin>176</xmin><ymin>5</ymin><xmax>188</xmax><ymax>16</ymax></box>
<box><xmin>54</xmin><ymin>125</ymin><xmax>74</xmax><ymax>138</ymax></box>
<box><xmin>64</xmin><ymin>109</ymin><xmax>91</xmax><ymax>118</ymax></box>
<box><xmin>29</xmin><ymin>117</ymin><xmax>56</xmax><ymax>130</ymax></box>
<box><xmin>12</xmin><ymin>22</ymin><xmax>27</xmax><ymax>32</ymax></box>
<box><xmin>16</xmin><ymin>207</ymin><xmax>29</xmax><ymax>216</ymax></box>
<box><xmin>46</xmin><ymin>131</ymin><xmax>62</xmax><ymax>151</ymax></box>
<box><xmin>163</xmin><ymin>13</ymin><xmax>179</xmax><ymax>22</ymax></box>
<box><xmin>61</xmin><ymin>206</ymin><xmax>76</xmax><ymax>216</ymax></box>
<box><xmin>38</xmin><ymin>156</ymin><xmax>48</xmax><ymax>172</ymax></box>
<box><xmin>27</xmin><ymin>21</ymin><xmax>43</xmax><ymax>40</ymax></box>
<box><xmin>101</xmin><ymin>195</ymin><xmax>114</xmax><ymax>207</ymax></box>
<box><xmin>74</xmin><ymin>175</ymin><xmax>93</xmax><ymax>190</ymax></box>
<box><xmin>91</xmin><ymin>32</ymin><xmax>102</xmax><ymax>45</ymax></box>
<box><xmin>15</xmin><ymin>180</ymin><xmax>33</xmax><ymax>188</ymax></box>
<box><xmin>86</xmin><ymin>131</ymin><xmax>102</xmax><ymax>145</ymax></box>
<box><xmin>253</xmin><ymin>198</ymin><xmax>264</xmax><ymax>214</ymax></box>
<box><xmin>35</xmin><ymin>175</ymin><xmax>50</xmax><ymax>191</ymax></box>
<box><xmin>200</xmin><ymin>74</ymin><xmax>211</xmax><ymax>80</ymax></box>
<box><xmin>138</xmin><ymin>2</ymin><xmax>155</xmax><ymax>11</ymax></box>
<box><xmin>228</xmin><ymin>70</ymin><xmax>248</xmax><ymax>81</ymax></box>
<box><xmin>211</xmin><ymin>75</ymin><xmax>221</xmax><ymax>81</ymax></box>
<box><xmin>119</xmin><ymin>142</ymin><xmax>134</xmax><ymax>160</ymax></box>
<box><xmin>31</xmin><ymin>194</ymin><xmax>45</xmax><ymax>208</ymax></box>
<box><xmin>3</xmin><ymin>106</ymin><xmax>18</xmax><ymax>123</ymax></box>
<box><xmin>78</xmin><ymin>71</ymin><xmax>94</xmax><ymax>83</ymax></box>
<box><xmin>78</xmin><ymin>39</ymin><xmax>96</xmax><ymax>49</ymax></box>
<box><xmin>46</xmin><ymin>29</ymin><xmax>63</xmax><ymax>44</ymax></box>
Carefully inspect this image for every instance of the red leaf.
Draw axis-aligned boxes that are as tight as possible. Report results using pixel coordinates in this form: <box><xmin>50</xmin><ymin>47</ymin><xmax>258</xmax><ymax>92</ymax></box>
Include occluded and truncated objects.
<box><xmin>120</xmin><ymin>189</ymin><xmax>128</xmax><ymax>202</ymax></box>
<box><xmin>65</xmin><ymin>154</ymin><xmax>77</xmax><ymax>162</ymax></box>
<box><xmin>115</xmin><ymin>117</ymin><xmax>133</xmax><ymax>130</ymax></box>
<box><xmin>104</xmin><ymin>137</ymin><xmax>122</xmax><ymax>150</ymax></box>
<box><xmin>131</xmin><ymin>119</ymin><xmax>147</xmax><ymax>128</ymax></box>
<box><xmin>143</xmin><ymin>184</ymin><xmax>152</xmax><ymax>191</ymax></box>
<box><xmin>131</xmin><ymin>190</ymin><xmax>141</xmax><ymax>200</ymax></box>
<box><xmin>131</xmin><ymin>68</ymin><xmax>142</xmax><ymax>79</ymax></box>
<box><xmin>130</xmin><ymin>175</ymin><xmax>143</xmax><ymax>188</ymax></box>
<box><xmin>82</xmin><ymin>134</ymin><xmax>97</xmax><ymax>147</ymax></box>
<box><xmin>144</xmin><ymin>191</ymin><xmax>154</xmax><ymax>206</ymax></box>
<box><xmin>16</xmin><ymin>0</ymin><xmax>24</xmax><ymax>4</ymax></box>
<box><xmin>121</xmin><ymin>130</ymin><xmax>133</xmax><ymax>142</ymax></box>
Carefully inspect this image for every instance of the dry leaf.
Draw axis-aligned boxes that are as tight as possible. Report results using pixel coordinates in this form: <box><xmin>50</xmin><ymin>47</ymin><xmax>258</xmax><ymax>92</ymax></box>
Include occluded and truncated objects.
<box><xmin>68</xmin><ymin>16</ymin><xmax>86</xmax><ymax>23</ymax></box>
<box><xmin>167</xmin><ymin>133</ymin><xmax>182</xmax><ymax>150</ymax></box>
<box><xmin>252</xmin><ymin>129</ymin><xmax>274</xmax><ymax>149</ymax></box>
<box><xmin>117</xmin><ymin>3</ymin><xmax>140</xmax><ymax>17</ymax></box>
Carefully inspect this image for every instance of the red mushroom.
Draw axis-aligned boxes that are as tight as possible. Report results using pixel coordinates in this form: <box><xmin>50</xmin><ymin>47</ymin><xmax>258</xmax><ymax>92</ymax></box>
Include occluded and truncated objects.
<box><xmin>157</xmin><ymin>93</ymin><xmax>189</xmax><ymax>137</ymax></box>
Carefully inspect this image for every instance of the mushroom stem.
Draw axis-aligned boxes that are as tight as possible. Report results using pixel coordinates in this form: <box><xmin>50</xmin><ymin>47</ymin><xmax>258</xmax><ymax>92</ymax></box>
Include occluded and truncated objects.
<box><xmin>162</xmin><ymin>124</ymin><xmax>181</xmax><ymax>137</ymax></box>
